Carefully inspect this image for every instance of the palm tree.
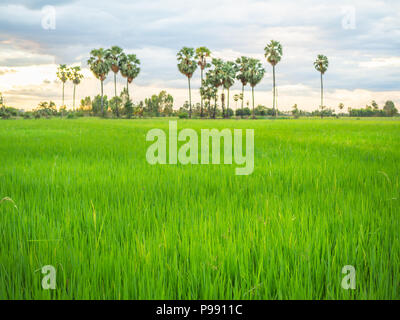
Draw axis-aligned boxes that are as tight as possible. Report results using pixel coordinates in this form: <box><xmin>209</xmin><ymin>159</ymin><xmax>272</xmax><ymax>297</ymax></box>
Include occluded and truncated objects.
<box><xmin>87</xmin><ymin>48</ymin><xmax>111</xmax><ymax>116</ymax></box>
<box><xmin>205</xmin><ymin>68</ymin><xmax>220</xmax><ymax>119</ymax></box>
<box><xmin>69</xmin><ymin>66</ymin><xmax>84</xmax><ymax>111</ymax></box>
<box><xmin>200</xmin><ymin>79</ymin><xmax>217</xmax><ymax>119</ymax></box>
<box><xmin>195</xmin><ymin>47</ymin><xmax>211</xmax><ymax>117</ymax></box>
<box><xmin>314</xmin><ymin>54</ymin><xmax>329</xmax><ymax>111</ymax></box>
<box><xmin>209</xmin><ymin>58</ymin><xmax>225</xmax><ymax>117</ymax></box>
<box><xmin>222</xmin><ymin>61</ymin><xmax>237</xmax><ymax>118</ymax></box>
<box><xmin>264</xmin><ymin>40</ymin><xmax>282</xmax><ymax>117</ymax></box>
<box><xmin>105</xmin><ymin>46</ymin><xmax>124</xmax><ymax>99</ymax></box>
<box><xmin>177</xmin><ymin>47</ymin><xmax>197</xmax><ymax>118</ymax></box>
<box><xmin>235</xmin><ymin>56</ymin><xmax>250</xmax><ymax>117</ymax></box>
<box><xmin>247</xmin><ymin>58</ymin><xmax>265</xmax><ymax>119</ymax></box>
<box><xmin>119</xmin><ymin>53</ymin><xmax>141</xmax><ymax>100</ymax></box>
<box><xmin>56</xmin><ymin>64</ymin><xmax>70</xmax><ymax>107</ymax></box>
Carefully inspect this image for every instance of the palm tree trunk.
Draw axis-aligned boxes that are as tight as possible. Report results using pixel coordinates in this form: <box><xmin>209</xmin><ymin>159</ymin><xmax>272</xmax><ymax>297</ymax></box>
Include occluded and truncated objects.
<box><xmin>241</xmin><ymin>84</ymin><xmax>244</xmax><ymax>119</ymax></box>
<box><xmin>200</xmin><ymin>68</ymin><xmax>203</xmax><ymax>118</ymax></box>
<box><xmin>62</xmin><ymin>82</ymin><xmax>65</xmax><ymax>106</ymax></box>
<box><xmin>213</xmin><ymin>97</ymin><xmax>217</xmax><ymax>119</ymax></box>
<box><xmin>101</xmin><ymin>80</ymin><xmax>104</xmax><ymax>117</ymax></box>
<box><xmin>273</xmin><ymin>65</ymin><xmax>276</xmax><ymax>117</ymax></box>
<box><xmin>73</xmin><ymin>84</ymin><xmax>76</xmax><ymax>111</ymax></box>
<box><xmin>114</xmin><ymin>73</ymin><xmax>117</xmax><ymax>98</ymax></box>
<box><xmin>252</xmin><ymin>86</ymin><xmax>255</xmax><ymax>119</ymax></box>
<box><xmin>320</xmin><ymin>72</ymin><xmax>324</xmax><ymax>118</ymax></box>
<box><xmin>227</xmin><ymin>88</ymin><xmax>230</xmax><ymax>118</ymax></box>
<box><xmin>221</xmin><ymin>89</ymin><xmax>225</xmax><ymax>119</ymax></box>
<box><xmin>126</xmin><ymin>78</ymin><xmax>129</xmax><ymax>99</ymax></box>
<box><xmin>188</xmin><ymin>77</ymin><xmax>192</xmax><ymax>119</ymax></box>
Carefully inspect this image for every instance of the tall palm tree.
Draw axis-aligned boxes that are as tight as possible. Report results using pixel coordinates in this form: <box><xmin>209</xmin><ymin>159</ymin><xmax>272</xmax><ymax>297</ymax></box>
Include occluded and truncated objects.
<box><xmin>177</xmin><ymin>47</ymin><xmax>197</xmax><ymax>118</ymax></box>
<box><xmin>264</xmin><ymin>40</ymin><xmax>283</xmax><ymax>117</ymax></box>
<box><xmin>235</xmin><ymin>56</ymin><xmax>250</xmax><ymax>117</ymax></box>
<box><xmin>105</xmin><ymin>46</ymin><xmax>124</xmax><ymax>99</ymax></box>
<box><xmin>195</xmin><ymin>47</ymin><xmax>211</xmax><ymax>117</ymax></box>
<box><xmin>222</xmin><ymin>61</ymin><xmax>237</xmax><ymax>118</ymax></box>
<box><xmin>69</xmin><ymin>66</ymin><xmax>84</xmax><ymax>111</ymax></box>
<box><xmin>314</xmin><ymin>54</ymin><xmax>329</xmax><ymax>111</ymax></box>
<box><xmin>119</xmin><ymin>53</ymin><xmax>141</xmax><ymax>100</ymax></box>
<box><xmin>247</xmin><ymin>58</ymin><xmax>265</xmax><ymax>119</ymax></box>
<box><xmin>87</xmin><ymin>48</ymin><xmax>111</xmax><ymax>116</ymax></box>
<box><xmin>56</xmin><ymin>64</ymin><xmax>70</xmax><ymax>107</ymax></box>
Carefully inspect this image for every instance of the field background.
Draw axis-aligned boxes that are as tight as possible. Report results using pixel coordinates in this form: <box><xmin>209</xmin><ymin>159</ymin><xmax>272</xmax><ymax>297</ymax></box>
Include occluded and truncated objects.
<box><xmin>0</xmin><ymin>118</ymin><xmax>399</xmax><ymax>299</ymax></box>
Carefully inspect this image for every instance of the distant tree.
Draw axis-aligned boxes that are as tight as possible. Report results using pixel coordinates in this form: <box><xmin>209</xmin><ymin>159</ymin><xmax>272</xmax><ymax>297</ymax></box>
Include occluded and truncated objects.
<box><xmin>105</xmin><ymin>46</ymin><xmax>124</xmax><ymax>99</ymax></box>
<box><xmin>158</xmin><ymin>91</ymin><xmax>174</xmax><ymax>116</ymax></box>
<box><xmin>383</xmin><ymin>100</ymin><xmax>398</xmax><ymax>117</ymax></box>
<box><xmin>235</xmin><ymin>56</ymin><xmax>250</xmax><ymax>117</ymax></box>
<box><xmin>247</xmin><ymin>58</ymin><xmax>265</xmax><ymax>119</ymax></box>
<box><xmin>371</xmin><ymin>100</ymin><xmax>379</xmax><ymax>110</ymax></box>
<box><xmin>314</xmin><ymin>55</ymin><xmax>329</xmax><ymax>113</ymax></box>
<box><xmin>292</xmin><ymin>104</ymin><xmax>300</xmax><ymax>118</ymax></box>
<box><xmin>109</xmin><ymin>96</ymin><xmax>123</xmax><ymax>117</ymax></box>
<box><xmin>205</xmin><ymin>59</ymin><xmax>224</xmax><ymax>118</ymax></box>
<box><xmin>264</xmin><ymin>40</ymin><xmax>283</xmax><ymax>117</ymax></box>
<box><xmin>87</xmin><ymin>48</ymin><xmax>111</xmax><ymax>116</ymax></box>
<box><xmin>92</xmin><ymin>94</ymin><xmax>109</xmax><ymax>116</ymax></box>
<box><xmin>177</xmin><ymin>47</ymin><xmax>197</xmax><ymax>118</ymax></box>
<box><xmin>36</xmin><ymin>101</ymin><xmax>58</xmax><ymax>117</ymax></box>
<box><xmin>69</xmin><ymin>66</ymin><xmax>84</xmax><ymax>111</ymax></box>
<box><xmin>200</xmin><ymin>79</ymin><xmax>217</xmax><ymax>119</ymax></box>
<box><xmin>80</xmin><ymin>96</ymin><xmax>92</xmax><ymax>111</ymax></box>
<box><xmin>221</xmin><ymin>61</ymin><xmax>237</xmax><ymax>118</ymax></box>
<box><xmin>195</xmin><ymin>47</ymin><xmax>211</xmax><ymax>117</ymax></box>
<box><xmin>56</xmin><ymin>64</ymin><xmax>70</xmax><ymax>107</ymax></box>
<box><xmin>119</xmin><ymin>53</ymin><xmax>140</xmax><ymax>100</ymax></box>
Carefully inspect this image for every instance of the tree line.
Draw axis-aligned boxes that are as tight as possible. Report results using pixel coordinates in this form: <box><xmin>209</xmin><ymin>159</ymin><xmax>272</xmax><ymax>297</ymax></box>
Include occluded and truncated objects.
<box><xmin>0</xmin><ymin>42</ymin><xmax>398</xmax><ymax>119</ymax></box>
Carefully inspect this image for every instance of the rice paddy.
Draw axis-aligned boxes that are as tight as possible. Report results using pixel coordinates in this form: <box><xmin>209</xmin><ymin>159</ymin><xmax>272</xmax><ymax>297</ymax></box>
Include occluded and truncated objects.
<box><xmin>0</xmin><ymin>118</ymin><xmax>399</xmax><ymax>299</ymax></box>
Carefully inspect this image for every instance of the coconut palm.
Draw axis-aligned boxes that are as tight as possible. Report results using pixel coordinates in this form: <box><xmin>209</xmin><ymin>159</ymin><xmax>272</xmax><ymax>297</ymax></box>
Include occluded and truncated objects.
<box><xmin>69</xmin><ymin>66</ymin><xmax>84</xmax><ymax>111</ymax></box>
<box><xmin>247</xmin><ymin>58</ymin><xmax>265</xmax><ymax>119</ymax></box>
<box><xmin>235</xmin><ymin>56</ymin><xmax>250</xmax><ymax>117</ymax></box>
<box><xmin>87</xmin><ymin>48</ymin><xmax>111</xmax><ymax>116</ymax></box>
<box><xmin>119</xmin><ymin>53</ymin><xmax>141</xmax><ymax>100</ymax></box>
<box><xmin>221</xmin><ymin>61</ymin><xmax>237</xmax><ymax>118</ymax></box>
<box><xmin>264</xmin><ymin>40</ymin><xmax>283</xmax><ymax>117</ymax></box>
<box><xmin>105</xmin><ymin>46</ymin><xmax>124</xmax><ymax>99</ymax></box>
<box><xmin>195</xmin><ymin>47</ymin><xmax>211</xmax><ymax>117</ymax></box>
<box><xmin>56</xmin><ymin>64</ymin><xmax>70</xmax><ymax>107</ymax></box>
<box><xmin>314</xmin><ymin>54</ymin><xmax>329</xmax><ymax>110</ymax></box>
<box><xmin>177</xmin><ymin>47</ymin><xmax>197</xmax><ymax>118</ymax></box>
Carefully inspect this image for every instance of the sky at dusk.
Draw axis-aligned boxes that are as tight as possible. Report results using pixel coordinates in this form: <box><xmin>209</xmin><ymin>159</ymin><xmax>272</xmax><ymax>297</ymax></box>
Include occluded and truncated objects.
<box><xmin>0</xmin><ymin>0</ymin><xmax>399</xmax><ymax>111</ymax></box>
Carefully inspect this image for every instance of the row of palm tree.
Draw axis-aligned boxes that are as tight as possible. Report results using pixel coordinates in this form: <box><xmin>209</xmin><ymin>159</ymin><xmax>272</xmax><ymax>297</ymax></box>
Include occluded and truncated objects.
<box><xmin>57</xmin><ymin>42</ymin><xmax>328</xmax><ymax>118</ymax></box>
<box><xmin>177</xmin><ymin>41</ymin><xmax>329</xmax><ymax>118</ymax></box>
<box><xmin>56</xmin><ymin>65</ymin><xmax>84</xmax><ymax>110</ymax></box>
<box><xmin>87</xmin><ymin>46</ymin><xmax>140</xmax><ymax>116</ymax></box>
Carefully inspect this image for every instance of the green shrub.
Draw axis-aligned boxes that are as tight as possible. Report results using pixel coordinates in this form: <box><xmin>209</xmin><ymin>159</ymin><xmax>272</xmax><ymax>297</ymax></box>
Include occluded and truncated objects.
<box><xmin>178</xmin><ymin>112</ymin><xmax>189</xmax><ymax>119</ymax></box>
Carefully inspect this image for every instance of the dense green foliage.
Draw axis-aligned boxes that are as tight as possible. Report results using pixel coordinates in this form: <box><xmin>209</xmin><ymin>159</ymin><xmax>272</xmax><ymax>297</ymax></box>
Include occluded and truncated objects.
<box><xmin>0</xmin><ymin>118</ymin><xmax>399</xmax><ymax>299</ymax></box>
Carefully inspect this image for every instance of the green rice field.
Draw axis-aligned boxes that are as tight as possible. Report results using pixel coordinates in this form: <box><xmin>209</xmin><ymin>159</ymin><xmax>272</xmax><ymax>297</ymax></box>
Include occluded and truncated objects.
<box><xmin>0</xmin><ymin>118</ymin><xmax>399</xmax><ymax>299</ymax></box>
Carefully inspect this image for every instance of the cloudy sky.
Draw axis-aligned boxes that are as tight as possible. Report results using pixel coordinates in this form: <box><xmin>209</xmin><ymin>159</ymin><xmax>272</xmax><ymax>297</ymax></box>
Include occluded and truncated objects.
<box><xmin>0</xmin><ymin>0</ymin><xmax>399</xmax><ymax>111</ymax></box>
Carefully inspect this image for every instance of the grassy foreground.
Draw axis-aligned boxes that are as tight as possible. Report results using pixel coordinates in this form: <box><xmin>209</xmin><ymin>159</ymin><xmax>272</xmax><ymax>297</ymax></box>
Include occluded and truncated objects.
<box><xmin>0</xmin><ymin>118</ymin><xmax>399</xmax><ymax>299</ymax></box>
